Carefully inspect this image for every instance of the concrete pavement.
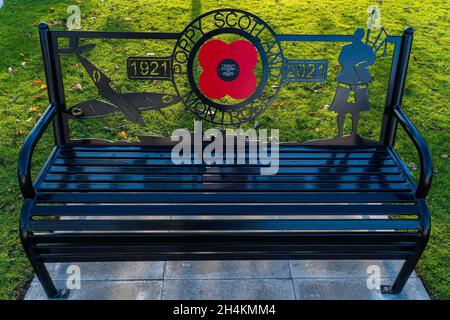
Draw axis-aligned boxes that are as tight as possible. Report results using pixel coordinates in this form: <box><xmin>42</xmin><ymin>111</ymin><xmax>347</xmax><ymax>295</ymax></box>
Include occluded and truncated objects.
<box><xmin>25</xmin><ymin>260</ymin><xmax>429</xmax><ymax>300</ymax></box>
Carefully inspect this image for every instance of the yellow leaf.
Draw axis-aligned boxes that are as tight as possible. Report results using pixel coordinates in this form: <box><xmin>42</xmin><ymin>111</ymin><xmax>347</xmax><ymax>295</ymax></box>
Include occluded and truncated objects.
<box><xmin>314</xmin><ymin>127</ymin><xmax>320</xmax><ymax>132</ymax></box>
<box><xmin>29</xmin><ymin>106</ymin><xmax>39</xmax><ymax>112</ymax></box>
<box><xmin>40</xmin><ymin>84</ymin><xmax>48</xmax><ymax>90</ymax></box>
<box><xmin>117</xmin><ymin>131</ymin><xmax>127</xmax><ymax>139</ymax></box>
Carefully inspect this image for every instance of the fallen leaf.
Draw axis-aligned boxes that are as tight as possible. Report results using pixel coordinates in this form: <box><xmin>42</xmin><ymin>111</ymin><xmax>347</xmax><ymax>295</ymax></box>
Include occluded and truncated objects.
<box><xmin>39</xmin><ymin>84</ymin><xmax>48</xmax><ymax>90</ymax></box>
<box><xmin>71</xmin><ymin>83</ymin><xmax>83</xmax><ymax>91</ymax></box>
<box><xmin>117</xmin><ymin>131</ymin><xmax>128</xmax><ymax>139</ymax></box>
<box><xmin>8</xmin><ymin>67</ymin><xmax>16</xmax><ymax>74</ymax></box>
<box><xmin>314</xmin><ymin>127</ymin><xmax>320</xmax><ymax>132</ymax></box>
<box><xmin>32</xmin><ymin>79</ymin><xmax>42</xmax><ymax>85</ymax></box>
<box><xmin>408</xmin><ymin>162</ymin><xmax>417</xmax><ymax>171</ymax></box>
<box><xmin>34</xmin><ymin>93</ymin><xmax>45</xmax><ymax>99</ymax></box>
<box><xmin>313</xmin><ymin>84</ymin><xmax>324</xmax><ymax>91</ymax></box>
<box><xmin>29</xmin><ymin>106</ymin><xmax>39</xmax><ymax>112</ymax></box>
<box><xmin>15</xmin><ymin>130</ymin><xmax>23</xmax><ymax>136</ymax></box>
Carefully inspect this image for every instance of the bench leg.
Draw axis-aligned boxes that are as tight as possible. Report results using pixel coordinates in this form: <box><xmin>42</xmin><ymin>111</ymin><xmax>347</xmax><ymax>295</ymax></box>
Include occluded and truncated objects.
<box><xmin>28</xmin><ymin>256</ymin><xmax>70</xmax><ymax>299</ymax></box>
<box><xmin>20</xmin><ymin>200</ymin><xmax>70</xmax><ymax>299</ymax></box>
<box><xmin>381</xmin><ymin>255</ymin><xmax>421</xmax><ymax>294</ymax></box>
<box><xmin>382</xmin><ymin>200</ymin><xmax>431</xmax><ymax>295</ymax></box>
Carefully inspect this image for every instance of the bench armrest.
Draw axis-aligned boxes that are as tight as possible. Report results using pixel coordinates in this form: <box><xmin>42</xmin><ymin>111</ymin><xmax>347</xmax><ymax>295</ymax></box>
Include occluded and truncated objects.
<box><xmin>18</xmin><ymin>103</ymin><xmax>58</xmax><ymax>199</ymax></box>
<box><xmin>393</xmin><ymin>105</ymin><xmax>433</xmax><ymax>198</ymax></box>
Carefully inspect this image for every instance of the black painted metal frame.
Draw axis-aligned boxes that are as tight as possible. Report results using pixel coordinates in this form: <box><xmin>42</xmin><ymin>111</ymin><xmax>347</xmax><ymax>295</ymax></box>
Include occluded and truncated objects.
<box><xmin>17</xmin><ymin>16</ymin><xmax>433</xmax><ymax>299</ymax></box>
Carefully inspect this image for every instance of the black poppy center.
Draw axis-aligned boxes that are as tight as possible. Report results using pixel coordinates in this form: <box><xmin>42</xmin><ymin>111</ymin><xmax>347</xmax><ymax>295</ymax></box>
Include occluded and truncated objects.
<box><xmin>217</xmin><ymin>59</ymin><xmax>240</xmax><ymax>82</ymax></box>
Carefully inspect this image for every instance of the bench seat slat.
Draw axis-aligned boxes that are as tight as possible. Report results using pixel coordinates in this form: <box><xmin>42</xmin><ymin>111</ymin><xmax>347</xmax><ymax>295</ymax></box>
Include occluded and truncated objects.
<box><xmin>30</xmin><ymin>204</ymin><xmax>419</xmax><ymax>216</ymax></box>
<box><xmin>38</xmin><ymin>181</ymin><xmax>411</xmax><ymax>192</ymax></box>
<box><xmin>62</xmin><ymin>145</ymin><xmax>386</xmax><ymax>153</ymax></box>
<box><xmin>35</xmin><ymin>191</ymin><xmax>417</xmax><ymax>203</ymax></box>
<box><xmin>48</xmin><ymin>165</ymin><xmax>402</xmax><ymax>175</ymax></box>
<box><xmin>29</xmin><ymin>232</ymin><xmax>421</xmax><ymax>244</ymax></box>
<box><xmin>44</xmin><ymin>173</ymin><xmax>406</xmax><ymax>183</ymax></box>
<box><xmin>58</xmin><ymin>151</ymin><xmax>391</xmax><ymax>160</ymax></box>
<box><xmin>36</xmin><ymin>252</ymin><xmax>414</xmax><ymax>262</ymax></box>
<box><xmin>53</xmin><ymin>158</ymin><xmax>396</xmax><ymax>167</ymax></box>
<box><xmin>33</xmin><ymin>244</ymin><xmax>418</xmax><ymax>255</ymax></box>
<box><xmin>30</xmin><ymin>219</ymin><xmax>420</xmax><ymax>232</ymax></box>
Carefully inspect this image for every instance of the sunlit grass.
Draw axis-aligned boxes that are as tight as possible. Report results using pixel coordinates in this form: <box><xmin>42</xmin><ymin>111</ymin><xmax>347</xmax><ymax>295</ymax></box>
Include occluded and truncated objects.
<box><xmin>0</xmin><ymin>0</ymin><xmax>448</xmax><ymax>299</ymax></box>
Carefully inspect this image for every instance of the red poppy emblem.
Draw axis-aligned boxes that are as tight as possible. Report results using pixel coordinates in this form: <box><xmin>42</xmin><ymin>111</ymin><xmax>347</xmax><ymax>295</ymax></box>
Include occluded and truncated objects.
<box><xmin>198</xmin><ymin>39</ymin><xmax>258</xmax><ymax>100</ymax></box>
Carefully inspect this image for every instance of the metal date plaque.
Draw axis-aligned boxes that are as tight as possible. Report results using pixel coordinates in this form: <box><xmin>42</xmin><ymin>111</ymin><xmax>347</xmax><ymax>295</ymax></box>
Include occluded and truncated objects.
<box><xmin>282</xmin><ymin>59</ymin><xmax>328</xmax><ymax>83</ymax></box>
<box><xmin>127</xmin><ymin>57</ymin><xmax>172</xmax><ymax>80</ymax></box>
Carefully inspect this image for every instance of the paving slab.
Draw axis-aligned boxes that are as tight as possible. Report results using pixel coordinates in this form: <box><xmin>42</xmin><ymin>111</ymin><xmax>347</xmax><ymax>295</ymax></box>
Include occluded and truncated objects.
<box><xmin>45</xmin><ymin>262</ymin><xmax>165</xmax><ymax>280</ymax></box>
<box><xmin>25</xmin><ymin>280</ymin><xmax>163</xmax><ymax>300</ymax></box>
<box><xmin>289</xmin><ymin>260</ymin><xmax>416</xmax><ymax>279</ymax></box>
<box><xmin>292</xmin><ymin>278</ymin><xmax>429</xmax><ymax>300</ymax></box>
<box><xmin>162</xmin><ymin>279</ymin><xmax>295</xmax><ymax>300</ymax></box>
<box><xmin>165</xmin><ymin>260</ymin><xmax>291</xmax><ymax>280</ymax></box>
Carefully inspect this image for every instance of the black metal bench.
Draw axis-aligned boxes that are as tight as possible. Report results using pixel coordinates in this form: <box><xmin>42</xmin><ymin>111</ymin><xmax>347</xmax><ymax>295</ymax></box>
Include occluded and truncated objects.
<box><xmin>18</xmin><ymin>9</ymin><xmax>432</xmax><ymax>298</ymax></box>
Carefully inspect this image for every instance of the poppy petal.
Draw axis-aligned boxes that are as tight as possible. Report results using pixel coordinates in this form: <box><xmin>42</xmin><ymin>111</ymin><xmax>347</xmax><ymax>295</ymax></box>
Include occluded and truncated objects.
<box><xmin>198</xmin><ymin>39</ymin><xmax>229</xmax><ymax>69</ymax></box>
<box><xmin>227</xmin><ymin>72</ymin><xmax>257</xmax><ymax>99</ymax></box>
<box><xmin>229</xmin><ymin>40</ymin><xmax>258</xmax><ymax>69</ymax></box>
<box><xmin>199</xmin><ymin>71</ymin><xmax>227</xmax><ymax>99</ymax></box>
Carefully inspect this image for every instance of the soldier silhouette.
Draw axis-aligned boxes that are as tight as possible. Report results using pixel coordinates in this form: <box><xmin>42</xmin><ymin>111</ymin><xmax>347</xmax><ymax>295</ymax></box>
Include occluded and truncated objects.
<box><xmin>330</xmin><ymin>28</ymin><xmax>376</xmax><ymax>137</ymax></box>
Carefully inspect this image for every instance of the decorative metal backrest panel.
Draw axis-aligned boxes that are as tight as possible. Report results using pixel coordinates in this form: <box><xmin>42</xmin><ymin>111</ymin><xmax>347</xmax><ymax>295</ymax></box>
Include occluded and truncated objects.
<box><xmin>51</xmin><ymin>8</ymin><xmax>402</xmax><ymax>145</ymax></box>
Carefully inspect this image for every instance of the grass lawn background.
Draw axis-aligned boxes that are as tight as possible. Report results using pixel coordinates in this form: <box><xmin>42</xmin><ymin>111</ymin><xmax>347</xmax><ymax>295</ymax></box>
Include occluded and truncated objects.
<box><xmin>0</xmin><ymin>0</ymin><xmax>448</xmax><ymax>299</ymax></box>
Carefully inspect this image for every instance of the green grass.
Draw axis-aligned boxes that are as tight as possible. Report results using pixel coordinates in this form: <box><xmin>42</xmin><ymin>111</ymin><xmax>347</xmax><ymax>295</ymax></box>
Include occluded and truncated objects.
<box><xmin>0</xmin><ymin>0</ymin><xmax>448</xmax><ymax>299</ymax></box>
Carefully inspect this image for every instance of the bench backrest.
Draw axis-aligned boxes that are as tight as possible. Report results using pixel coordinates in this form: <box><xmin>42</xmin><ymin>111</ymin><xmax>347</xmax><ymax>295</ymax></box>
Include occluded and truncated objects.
<box><xmin>39</xmin><ymin>8</ymin><xmax>413</xmax><ymax>147</ymax></box>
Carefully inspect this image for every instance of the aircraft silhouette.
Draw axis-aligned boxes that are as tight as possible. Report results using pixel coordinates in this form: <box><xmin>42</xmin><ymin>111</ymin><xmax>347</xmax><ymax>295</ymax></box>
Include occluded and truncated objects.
<box><xmin>59</xmin><ymin>37</ymin><xmax>180</xmax><ymax>125</ymax></box>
